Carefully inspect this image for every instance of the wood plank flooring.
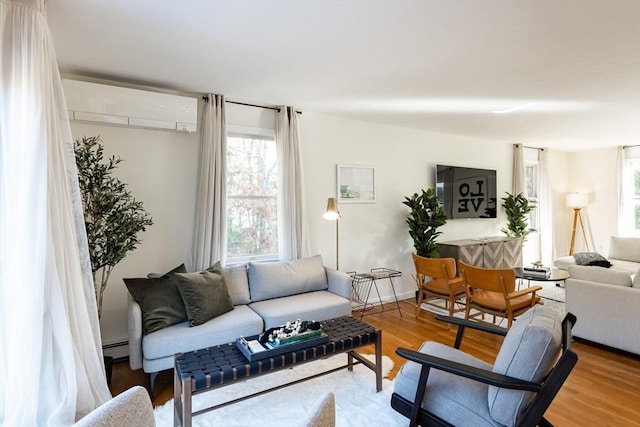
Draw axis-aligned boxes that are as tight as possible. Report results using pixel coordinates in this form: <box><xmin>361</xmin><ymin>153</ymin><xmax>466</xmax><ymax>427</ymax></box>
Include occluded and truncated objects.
<box><xmin>110</xmin><ymin>300</ymin><xmax>640</xmax><ymax>426</ymax></box>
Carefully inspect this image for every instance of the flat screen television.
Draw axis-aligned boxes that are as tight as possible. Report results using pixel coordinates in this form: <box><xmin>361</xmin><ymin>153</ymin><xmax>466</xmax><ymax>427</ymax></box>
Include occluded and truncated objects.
<box><xmin>436</xmin><ymin>165</ymin><xmax>497</xmax><ymax>219</ymax></box>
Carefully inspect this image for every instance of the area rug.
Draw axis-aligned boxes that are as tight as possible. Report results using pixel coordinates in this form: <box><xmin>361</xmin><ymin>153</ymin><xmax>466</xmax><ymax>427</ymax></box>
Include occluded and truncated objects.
<box><xmin>153</xmin><ymin>354</ymin><xmax>407</xmax><ymax>427</ymax></box>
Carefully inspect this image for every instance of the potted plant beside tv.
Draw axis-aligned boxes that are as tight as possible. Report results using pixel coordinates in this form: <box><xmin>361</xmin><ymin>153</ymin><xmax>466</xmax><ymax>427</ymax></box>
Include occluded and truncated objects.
<box><xmin>501</xmin><ymin>192</ymin><xmax>536</xmax><ymax>243</ymax></box>
<box><xmin>403</xmin><ymin>188</ymin><xmax>448</xmax><ymax>258</ymax></box>
<box><xmin>74</xmin><ymin>135</ymin><xmax>153</xmax><ymax>382</ymax></box>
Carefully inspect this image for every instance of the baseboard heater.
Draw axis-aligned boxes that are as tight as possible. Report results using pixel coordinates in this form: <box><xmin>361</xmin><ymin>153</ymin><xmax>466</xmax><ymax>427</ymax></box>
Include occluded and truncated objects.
<box><xmin>102</xmin><ymin>340</ymin><xmax>129</xmax><ymax>363</ymax></box>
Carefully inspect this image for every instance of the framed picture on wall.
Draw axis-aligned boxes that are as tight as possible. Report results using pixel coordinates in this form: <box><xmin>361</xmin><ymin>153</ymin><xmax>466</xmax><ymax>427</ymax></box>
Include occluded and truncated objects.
<box><xmin>337</xmin><ymin>165</ymin><xmax>376</xmax><ymax>203</ymax></box>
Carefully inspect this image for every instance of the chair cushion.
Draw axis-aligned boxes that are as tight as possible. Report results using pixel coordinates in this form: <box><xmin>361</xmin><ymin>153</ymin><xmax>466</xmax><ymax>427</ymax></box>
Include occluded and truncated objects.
<box><xmin>393</xmin><ymin>342</ymin><xmax>500</xmax><ymax>427</ymax></box>
<box><xmin>488</xmin><ymin>305</ymin><xmax>562</xmax><ymax>426</ymax></box>
<box><xmin>247</xmin><ymin>255</ymin><xmax>328</xmax><ymax>302</ymax></box>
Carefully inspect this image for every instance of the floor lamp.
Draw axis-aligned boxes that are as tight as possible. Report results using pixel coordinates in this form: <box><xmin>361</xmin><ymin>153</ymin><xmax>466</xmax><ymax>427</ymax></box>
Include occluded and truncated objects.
<box><xmin>323</xmin><ymin>197</ymin><xmax>340</xmax><ymax>270</ymax></box>
<box><xmin>567</xmin><ymin>192</ymin><xmax>590</xmax><ymax>255</ymax></box>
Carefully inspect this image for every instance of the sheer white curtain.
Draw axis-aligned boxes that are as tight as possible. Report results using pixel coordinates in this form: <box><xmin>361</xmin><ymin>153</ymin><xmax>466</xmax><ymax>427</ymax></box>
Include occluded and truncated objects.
<box><xmin>191</xmin><ymin>94</ymin><xmax>227</xmax><ymax>271</ymax></box>
<box><xmin>512</xmin><ymin>143</ymin><xmax>526</xmax><ymax>195</ymax></box>
<box><xmin>0</xmin><ymin>1</ymin><xmax>111</xmax><ymax>425</ymax></box>
<box><xmin>538</xmin><ymin>149</ymin><xmax>554</xmax><ymax>265</ymax></box>
<box><xmin>276</xmin><ymin>106</ymin><xmax>309</xmax><ymax>260</ymax></box>
<box><xmin>618</xmin><ymin>145</ymin><xmax>640</xmax><ymax>236</ymax></box>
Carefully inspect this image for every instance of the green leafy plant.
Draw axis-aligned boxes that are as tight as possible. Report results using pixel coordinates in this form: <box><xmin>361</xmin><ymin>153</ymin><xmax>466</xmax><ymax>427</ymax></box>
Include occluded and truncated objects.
<box><xmin>403</xmin><ymin>188</ymin><xmax>448</xmax><ymax>258</ymax></box>
<box><xmin>75</xmin><ymin>135</ymin><xmax>153</xmax><ymax>318</ymax></box>
<box><xmin>501</xmin><ymin>192</ymin><xmax>536</xmax><ymax>243</ymax></box>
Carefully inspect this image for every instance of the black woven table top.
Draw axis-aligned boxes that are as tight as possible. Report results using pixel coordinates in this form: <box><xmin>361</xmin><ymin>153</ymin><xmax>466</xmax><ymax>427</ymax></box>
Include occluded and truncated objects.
<box><xmin>174</xmin><ymin>316</ymin><xmax>378</xmax><ymax>392</ymax></box>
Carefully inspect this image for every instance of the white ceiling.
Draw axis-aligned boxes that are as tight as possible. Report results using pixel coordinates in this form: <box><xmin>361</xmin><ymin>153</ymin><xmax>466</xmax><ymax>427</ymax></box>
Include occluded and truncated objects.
<box><xmin>46</xmin><ymin>0</ymin><xmax>640</xmax><ymax>152</ymax></box>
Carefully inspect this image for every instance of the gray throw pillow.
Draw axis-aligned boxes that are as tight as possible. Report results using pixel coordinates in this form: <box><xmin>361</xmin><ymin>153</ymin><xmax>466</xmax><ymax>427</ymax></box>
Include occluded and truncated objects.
<box><xmin>174</xmin><ymin>269</ymin><xmax>234</xmax><ymax>326</ymax></box>
<box><xmin>124</xmin><ymin>264</ymin><xmax>188</xmax><ymax>335</ymax></box>
<box><xmin>573</xmin><ymin>252</ymin><xmax>608</xmax><ymax>266</ymax></box>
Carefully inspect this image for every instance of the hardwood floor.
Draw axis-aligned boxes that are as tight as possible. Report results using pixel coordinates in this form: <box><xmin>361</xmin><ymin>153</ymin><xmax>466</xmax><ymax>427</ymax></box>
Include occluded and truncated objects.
<box><xmin>111</xmin><ymin>300</ymin><xmax>640</xmax><ymax>426</ymax></box>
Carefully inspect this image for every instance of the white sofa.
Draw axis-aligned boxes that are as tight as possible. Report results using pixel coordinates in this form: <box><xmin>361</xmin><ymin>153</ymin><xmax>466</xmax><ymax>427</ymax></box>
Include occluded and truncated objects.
<box><xmin>127</xmin><ymin>255</ymin><xmax>352</xmax><ymax>389</ymax></box>
<box><xmin>555</xmin><ymin>236</ymin><xmax>640</xmax><ymax>354</ymax></box>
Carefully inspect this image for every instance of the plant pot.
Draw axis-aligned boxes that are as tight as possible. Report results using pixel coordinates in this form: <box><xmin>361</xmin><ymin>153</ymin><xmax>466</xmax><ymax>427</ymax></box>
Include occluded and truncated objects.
<box><xmin>103</xmin><ymin>355</ymin><xmax>114</xmax><ymax>385</ymax></box>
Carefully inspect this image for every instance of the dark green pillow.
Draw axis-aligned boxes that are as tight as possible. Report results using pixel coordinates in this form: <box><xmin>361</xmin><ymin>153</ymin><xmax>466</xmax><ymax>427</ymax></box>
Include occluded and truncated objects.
<box><xmin>174</xmin><ymin>268</ymin><xmax>234</xmax><ymax>327</ymax></box>
<box><xmin>124</xmin><ymin>264</ymin><xmax>188</xmax><ymax>335</ymax></box>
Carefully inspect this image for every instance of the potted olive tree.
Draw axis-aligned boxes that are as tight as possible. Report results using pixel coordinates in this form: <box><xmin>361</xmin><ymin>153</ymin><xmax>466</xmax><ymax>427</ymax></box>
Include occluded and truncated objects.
<box><xmin>75</xmin><ymin>135</ymin><xmax>153</xmax><ymax>382</ymax></box>
<box><xmin>501</xmin><ymin>192</ymin><xmax>536</xmax><ymax>243</ymax></box>
<box><xmin>403</xmin><ymin>188</ymin><xmax>448</xmax><ymax>258</ymax></box>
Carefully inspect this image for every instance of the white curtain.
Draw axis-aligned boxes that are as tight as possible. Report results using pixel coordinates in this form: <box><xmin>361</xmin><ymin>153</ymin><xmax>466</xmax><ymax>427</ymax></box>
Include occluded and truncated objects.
<box><xmin>191</xmin><ymin>94</ymin><xmax>227</xmax><ymax>271</ymax></box>
<box><xmin>538</xmin><ymin>148</ymin><xmax>554</xmax><ymax>265</ymax></box>
<box><xmin>276</xmin><ymin>106</ymin><xmax>308</xmax><ymax>260</ymax></box>
<box><xmin>512</xmin><ymin>143</ymin><xmax>526</xmax><ymax>195</ymax></box>
<box><xmin>0</xmin><ymin>1</ymin><xmax>111</xmax><ymax>425</ymax></box>
<box><xmin>617</xmin><ymin>146</ymin><xmax>625</xmax><ymax>235</ymax></box>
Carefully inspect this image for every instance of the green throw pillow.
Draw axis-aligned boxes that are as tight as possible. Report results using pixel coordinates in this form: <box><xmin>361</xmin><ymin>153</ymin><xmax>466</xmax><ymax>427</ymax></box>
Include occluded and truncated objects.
<box><xmin>174</xmin><ymin>269</ymin><xmax>234</xmax><ymax>327</ymax></box>
<box><xmin>124</xmin><ymin>264</ymin><xmax>188</xmax><ymax>335</ymax></box>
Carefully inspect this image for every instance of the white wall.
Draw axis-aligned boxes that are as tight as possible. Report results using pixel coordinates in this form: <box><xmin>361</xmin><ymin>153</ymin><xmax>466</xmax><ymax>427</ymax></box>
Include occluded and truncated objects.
<box><xmin>68</xmin><ymin>100</ymin><xmax>570</xmax><ymax>352</ymax></box>
<box><xmin>566</xmin><ymin>147</ymin><xmax>620</xmax><ymax>255</ymax></box>
<box><xmin>300</xmin><ymin>112</ymin><xmax>513</xmax><ymax>302</ymax></box>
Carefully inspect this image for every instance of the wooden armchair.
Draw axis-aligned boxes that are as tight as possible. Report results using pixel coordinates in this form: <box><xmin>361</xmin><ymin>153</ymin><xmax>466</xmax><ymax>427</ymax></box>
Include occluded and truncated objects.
<box><xmin>458</xmin><ymin>260</ymin><xmax>542</xmax><ymax>328</ymax></box>
<box><xmin>412</xmin><ymin>254</ymin><xmax>465</xmax><ymax>319</ymax></box>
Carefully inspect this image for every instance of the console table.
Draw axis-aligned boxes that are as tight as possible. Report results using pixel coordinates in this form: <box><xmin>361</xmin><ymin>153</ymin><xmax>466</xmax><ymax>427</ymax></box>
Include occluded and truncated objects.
<box><xmin>437</xmin><ymin>237</ymin><xmax>522</xmax><ymax>269</ymax></box>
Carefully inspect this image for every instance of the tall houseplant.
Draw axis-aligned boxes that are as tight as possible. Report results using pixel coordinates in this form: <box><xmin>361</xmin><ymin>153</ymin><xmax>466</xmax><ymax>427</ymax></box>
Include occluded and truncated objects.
<box><xmin>403</xmin><ymin>188</ymin><xmax>448</xmax><ymax>258</ymax></box>
<box><xmin>501</xmin><ymin>192</ymin><xmax>536</xmax><ymax>243</ymax></box>
<box><xmin>75</xmin><ymin>135</ymin><xmax>153</xmax><ymax>318</ymax></box>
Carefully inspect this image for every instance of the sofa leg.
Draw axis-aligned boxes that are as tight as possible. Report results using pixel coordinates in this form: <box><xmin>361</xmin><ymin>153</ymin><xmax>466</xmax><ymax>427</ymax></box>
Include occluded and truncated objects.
<box><xmin>149</xmin><ymin>371</ymin><xmax>158</xmax><ymax>399</ymax></box>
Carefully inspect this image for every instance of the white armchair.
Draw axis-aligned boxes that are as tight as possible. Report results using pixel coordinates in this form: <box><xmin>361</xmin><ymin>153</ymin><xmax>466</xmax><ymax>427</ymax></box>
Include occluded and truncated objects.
<box><xmin>74</xmin><ymin>386</ymin><xmax>155</xmax><ymax>427</ymax></box>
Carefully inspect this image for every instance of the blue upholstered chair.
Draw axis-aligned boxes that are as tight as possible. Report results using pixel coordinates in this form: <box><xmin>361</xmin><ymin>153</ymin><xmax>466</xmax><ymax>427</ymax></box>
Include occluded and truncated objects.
<box><xmin>391</xmin><ymin>305</ymin><xmax>577</xmax><ymax>427</ymax></box>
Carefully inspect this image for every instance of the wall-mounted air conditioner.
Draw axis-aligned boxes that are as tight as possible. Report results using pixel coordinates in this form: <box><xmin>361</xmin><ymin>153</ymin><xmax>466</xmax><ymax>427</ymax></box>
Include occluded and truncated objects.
<box><xmin>62</xmin><ymin>79</ymin><xmax>197</xmax><ymax>133</ymax></box>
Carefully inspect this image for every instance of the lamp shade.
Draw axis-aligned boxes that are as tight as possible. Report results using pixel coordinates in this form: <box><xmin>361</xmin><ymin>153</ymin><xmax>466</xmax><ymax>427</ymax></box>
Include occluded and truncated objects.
<box><xmin>566</xmin><ymin>192</ymin><xmax>588</xmax><ymax>208</ymax></box>
<box><xmin>323</xmin><ymin>197</ymin><xmax>340</xmax><ymax>220</ymax></box>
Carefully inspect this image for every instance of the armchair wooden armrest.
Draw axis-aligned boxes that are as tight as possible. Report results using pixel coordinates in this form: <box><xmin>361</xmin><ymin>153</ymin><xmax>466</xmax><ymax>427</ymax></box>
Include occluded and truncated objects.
<box><xmin>434</xmin><ymin>314</ymin><xmax>508</xmax><ymax>348</ymax></box>
<box><xmin>396</xmin><ymin>347</ymin><xmax>542</xmax><ymax>392</ymax></box>
<box><xmin>507</xmin><ymin>285</ymin><xmax>543</xmax><ymax>299</ymax></box>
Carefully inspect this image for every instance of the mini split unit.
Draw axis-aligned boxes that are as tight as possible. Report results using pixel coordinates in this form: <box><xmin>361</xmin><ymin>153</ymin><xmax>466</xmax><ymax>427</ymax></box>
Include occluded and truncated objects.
<box><xmin>62</xmin><ymin>79</ymin><xmax>198</xmax><ymax>133</ymax></box>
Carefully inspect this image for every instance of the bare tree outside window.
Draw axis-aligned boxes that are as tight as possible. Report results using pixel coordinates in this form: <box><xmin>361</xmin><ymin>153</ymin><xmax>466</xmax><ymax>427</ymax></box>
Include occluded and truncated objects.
<box><xmin>226</xmin><ymin>134</ymin><xmax>278</xmax><ymax>261</ymax></box>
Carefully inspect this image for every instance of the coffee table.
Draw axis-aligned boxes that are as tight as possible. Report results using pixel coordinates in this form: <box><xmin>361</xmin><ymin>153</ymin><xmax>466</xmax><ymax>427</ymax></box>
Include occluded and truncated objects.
<box><xmin>514</xmin><ymin>267</ymin><xmax>570</xmax><ymax>289</ymax></box>
<box><xmin>173</xmin><ymin>316</ymin><xmax>382</xmax><ymax>427</ymax></box>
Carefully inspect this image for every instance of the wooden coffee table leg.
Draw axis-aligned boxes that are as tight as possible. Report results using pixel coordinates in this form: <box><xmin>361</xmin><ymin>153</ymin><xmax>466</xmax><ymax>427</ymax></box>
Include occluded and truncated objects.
<box><xmin>174</xmin><ymin>375</ymin><xmax>192</xmax><ymax>427</ymax></box>
<box><xmin>348</xmin><ymin>351</ymin><xmax>354</xmax><ymax>371</ymax></box>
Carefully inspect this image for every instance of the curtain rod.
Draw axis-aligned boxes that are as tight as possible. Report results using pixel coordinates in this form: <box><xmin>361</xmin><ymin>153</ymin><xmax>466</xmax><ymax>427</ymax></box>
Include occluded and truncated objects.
<box><xmin>201</xmin><ymin>96</ymin><xmax>302</xmax><ymax>115</ymax></box>
<box><xmin>517</xmin><ymin>144</ymin><xmax>544</xmax><ymax>151</ymax></box>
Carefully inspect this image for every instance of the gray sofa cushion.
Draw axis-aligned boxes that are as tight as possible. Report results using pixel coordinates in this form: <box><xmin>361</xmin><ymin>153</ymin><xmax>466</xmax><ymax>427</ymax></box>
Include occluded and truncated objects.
<box><xmin>609</xmin><ymin>236</ymin><xmax>640</xmax><ymax>263</ymax></box>
<box><xmin>393</xmin><ymin>342</ymin><xmax>498</xmax><ymax>427</ymax></box>
<box><xmin>248</xmin><ymin>255</ymin><xmax>328</xmax><ymax>302</ymax></box>
<box><xmin>219</xmin><ymin>263</ymin><xmax>251</xmax><ymax>305</ymax></box>
<box><xmin>249</xmin><ymin>291</ymin><xmax>351</xmax><ymax>329</ymax></box>
<box><xmin>142</xmin><ymin>305</ymin><xmax>263</xmax><ymax>360</ymax></box>
<box><xmin>568</xmin><ymin>265</ymin><xmax>632</xmax><ymax>287</ymax></box>
<box><xmin>488</xmin><ymin>305</ymin><xmax>561</xmax><ymax>426</ymax></box>
<box><xmin>634</xmin><ymin>268</ymin><xmax>640</xmax><ymax>288</ymax></box>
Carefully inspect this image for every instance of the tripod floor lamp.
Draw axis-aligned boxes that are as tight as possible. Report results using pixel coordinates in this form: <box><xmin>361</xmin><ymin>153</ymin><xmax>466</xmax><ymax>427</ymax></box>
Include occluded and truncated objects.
<box><xmin>323</xmin><ymin>197</ymin><xmax>340</xmax><ymax>270</ymax></box>
<box><xmin>567</xmin><ymin>192</ymin><xmax>590</xmax><ymax>255</ymax></box>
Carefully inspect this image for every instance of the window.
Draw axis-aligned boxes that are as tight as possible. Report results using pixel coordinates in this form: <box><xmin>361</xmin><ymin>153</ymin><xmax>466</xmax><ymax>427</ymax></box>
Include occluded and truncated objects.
<box><xmin>525</xmin><ymin>161</ymin><xmax>539</xmax><ymax>232</ymax></box>
<box><xmin>226</xmin><ymin>131</ymin><xmax>278</xmax><ymax>262</ymax></box>
<box><xmin>621</xmin><ymin>155</ymin><xmax>640</xmax><ymax>236</ymax></box>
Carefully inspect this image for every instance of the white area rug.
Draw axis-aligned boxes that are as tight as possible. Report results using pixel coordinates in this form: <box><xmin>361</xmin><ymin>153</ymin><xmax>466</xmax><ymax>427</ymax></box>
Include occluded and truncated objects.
<box><xmin>153</xmin><ymin>354</ymin><xmax>406</xmax><ymax>427</ymax></box>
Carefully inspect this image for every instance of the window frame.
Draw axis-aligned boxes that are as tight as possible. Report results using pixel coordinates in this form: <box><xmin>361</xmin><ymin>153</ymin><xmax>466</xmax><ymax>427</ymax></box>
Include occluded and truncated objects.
<box><xmin>225</xmin><ymin>125</ymin><xmax>279</xmax><ymax>264</ymax></box>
